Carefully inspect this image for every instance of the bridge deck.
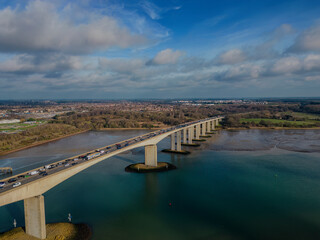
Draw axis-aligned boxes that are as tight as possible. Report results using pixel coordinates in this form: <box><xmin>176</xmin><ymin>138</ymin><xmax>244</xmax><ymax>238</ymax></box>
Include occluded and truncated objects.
<box><xmin>0</xmin><ymin>117</ymin><xmax>222</xmax><ymax>198</ymax></box>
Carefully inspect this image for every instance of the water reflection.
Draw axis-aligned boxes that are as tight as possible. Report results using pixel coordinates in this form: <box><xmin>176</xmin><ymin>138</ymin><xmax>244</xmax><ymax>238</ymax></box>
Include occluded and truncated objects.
<box><xmin>144</xmin><ymin>174</ymin><xmax>159</xmax><ymax>209</ymax></box>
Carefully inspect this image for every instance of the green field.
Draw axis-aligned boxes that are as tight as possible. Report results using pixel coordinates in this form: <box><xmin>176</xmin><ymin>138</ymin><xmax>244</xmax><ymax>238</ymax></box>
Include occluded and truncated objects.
<box><xmin>283</xmin><ymin>111</ymin><xmax>320</xmax><ymax>120</ymax></box>
<box><xmin>240</xmin><ymin>118</ymin><xmax>319</xmax><ymax>127</ymax></box>
<box><xmin>0</xmin><ymin>121</ymin><xmax>46</xmax><ymax>132</ymax></box>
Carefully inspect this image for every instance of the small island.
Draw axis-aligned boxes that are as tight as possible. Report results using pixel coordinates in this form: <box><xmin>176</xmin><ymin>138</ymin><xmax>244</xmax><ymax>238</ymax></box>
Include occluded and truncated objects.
<box><xmin>0</xmin><ymin>223</ymin><xmax>91</xmax><ymax>240</ymax></box>
<box><xmin>125</xmin><ymin>162</ymin><xmax>176</xmax><ymax>173</ymax></box>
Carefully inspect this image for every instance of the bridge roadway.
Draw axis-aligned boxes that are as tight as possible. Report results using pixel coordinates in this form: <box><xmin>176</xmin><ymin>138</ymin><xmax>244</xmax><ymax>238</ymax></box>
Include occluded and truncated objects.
<box><xmin>0</xmin><ymin>116</ymin><xmax>223</xmax><ymax>239</ymax></box>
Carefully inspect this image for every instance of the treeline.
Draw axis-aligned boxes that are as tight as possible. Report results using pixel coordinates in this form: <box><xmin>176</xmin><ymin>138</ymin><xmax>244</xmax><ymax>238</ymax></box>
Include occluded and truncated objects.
<box><xmin>51</xmin><ymin>103</ymin><xmax>320</xmax><ymax>130</ymax></box>
<box><xmin>50</xmin><ymin>108</ymin><xmax>220</xmax><ymax>130</ymax></box>
<box><xmin>0</xmin><ymin>124</ymin><xmax>80</xmax><ymax>153</ymax></box>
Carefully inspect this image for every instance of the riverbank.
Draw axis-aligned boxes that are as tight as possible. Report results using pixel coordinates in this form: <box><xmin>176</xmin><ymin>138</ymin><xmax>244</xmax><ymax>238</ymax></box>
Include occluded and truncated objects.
<box><xmin>0</xmin><ymin>127</ymin><xmax>162</xmax><ymax>157</ymax></box>
<box><xmin>0</xmin><ymin>130</ymin><xmax>88</xmax><ymax>157</ymax></box>
<box><xmin>98</xmin><ymin>127</ymin><xmax>161</xmax><ymax>131</ymax></box>
<box><xmin>0</xmin><ymin>223</ymin><xmax>91</xmax><ymax>240</ymax></box>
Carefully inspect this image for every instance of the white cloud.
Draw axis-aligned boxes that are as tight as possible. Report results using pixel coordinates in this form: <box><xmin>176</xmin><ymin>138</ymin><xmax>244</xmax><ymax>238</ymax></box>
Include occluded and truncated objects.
<box><xmin>217</xmin><ymin>49</ymin><xmax>246</xmax><ymax>64</ymax></box>
<box><xmin>272</xmin><ymin>57</ymin><xmax>301</xmax><ymax>74</ymax></box>
<box><xmin>140</xmin><ymin>1</ymin><xmax>161</xmax><ymax>20</ymax></box>
<box><xmin>0</xmin><ymin>0</ymin><xmax>146</xmax><ymax>54</ymax></box>
<box><xmin>152</xmin><ymin>49</ymin><xmax>184</xmax><ymax>65</ymax></box>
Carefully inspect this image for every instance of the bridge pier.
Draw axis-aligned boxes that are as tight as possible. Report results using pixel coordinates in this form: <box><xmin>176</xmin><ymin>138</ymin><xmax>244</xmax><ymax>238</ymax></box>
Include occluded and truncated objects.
<box><xmin>195</xmin><ymin>124</ymin><xmax>200</xmax><ymax>139</ymax></box>
<box><xmin>176</xmin><ymin>131</ymin><xmax>182</xmax><ymax>151</ymax></box>
<box><xmin>182</xmin><ymin>126</ymin><xmax>200</xmax><ymax>146</ymax></box>
<box><xmin>200</xmin><ymin>122</ymin><xmax>209</xmax><ymax>137</ymax></box>
<box><xmin>145</xmin><ymin>145</ymin><xmax>157</xmax><ymax>167</ymax></box>
<box><xmin>188</xmin><ymin>127</ymin><xmax>193</xmax><ymax>144</ymax></box>
<box><xmin>193</xmin><ymin>124</ymin><xmax>205</xmax><ymax>142</ymax></box>
<box><xmin>170</xmin><ymin>134</ymin><xmax>176</xmax><ymax>151</ymax></box>
<box><xmin>24</xmin><ymin>195</ymin><xmax>46</xmax><ymax>239</ymax></box>
<box><xmin>207</xmin><ymin>121</ymin><xmax>211</xmax><ymax>132</ymax></box>
<box><xmin>162</xmin><ymin>131</ymin><xmax>190</xmax><ymax>154</ymax></box>
<box><xmin>183</xmin><ymin>128</ymin><xmax>187</xmax><ymax>144</ymax></box>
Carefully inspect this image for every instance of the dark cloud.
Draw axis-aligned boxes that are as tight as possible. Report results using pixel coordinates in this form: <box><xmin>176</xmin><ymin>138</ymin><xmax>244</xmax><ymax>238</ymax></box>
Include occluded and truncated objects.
<box><xmin>288</xmin><ymin>23</ymin><xmax>320</xmax><ymax>53</ymax></box>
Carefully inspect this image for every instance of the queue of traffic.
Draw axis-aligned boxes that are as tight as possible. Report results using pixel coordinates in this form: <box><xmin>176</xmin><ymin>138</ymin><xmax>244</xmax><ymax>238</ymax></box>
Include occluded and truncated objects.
<box><xmin>0</xmin><ymin>117</ymin><xmax>221</xmax><ymax>192</ymax></box>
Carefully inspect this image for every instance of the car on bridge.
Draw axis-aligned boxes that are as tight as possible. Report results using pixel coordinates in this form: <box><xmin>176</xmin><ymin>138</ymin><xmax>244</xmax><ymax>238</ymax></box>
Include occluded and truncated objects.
<box><xmin>8</xmin><ymin>178</ymin><xmax>17</xmax><ymax>183</ymax></box>
<box><xmin>0</xmin><ymin>182</ymin><xmax>5</xmax><ymax>187</ymax></box>
<box><xmin>12</xmin><ymin>182</ymin><xmax>21</xmax><ymax>188</ymax></box>
<box><xmin>30</xmin><ymin>171</ymin><xmax>39</xmax><ymax>176</ymax></box>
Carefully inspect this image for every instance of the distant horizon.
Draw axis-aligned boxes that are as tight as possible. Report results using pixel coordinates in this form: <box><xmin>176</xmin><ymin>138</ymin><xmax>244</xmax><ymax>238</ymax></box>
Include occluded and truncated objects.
<box><xmin>0</xmin><ymin>97</ymin><xmax>320</xmax><ymax>102</ymax></box>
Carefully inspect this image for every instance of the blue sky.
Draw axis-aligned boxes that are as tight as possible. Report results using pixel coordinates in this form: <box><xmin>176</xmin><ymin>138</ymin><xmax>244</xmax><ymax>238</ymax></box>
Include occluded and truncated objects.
<box><xmin>0</xmin><ymin>0</ymin><xmax>320</xmax><ymax>99</ymax></box>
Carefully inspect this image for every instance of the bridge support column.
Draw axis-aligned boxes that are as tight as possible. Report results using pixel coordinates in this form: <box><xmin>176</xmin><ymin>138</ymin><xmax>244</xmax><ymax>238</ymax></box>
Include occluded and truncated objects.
<box><xmin>188</xmin><ymin>127</ymin><xmax>193</xmax><ymax>144</ymax></box>
<box><xmin>183</xmin><ymin>128</ymin><xmax>187</xmax><ymax>144</ymax></box>
<box><xmin>171</xmin><ymin>134</ymin><xmax>175</xmax><ymax>151</ymax></box>
<box><xmin>145</xmin><ymin>145</ymin><xmax>157</xmax><ymax>167</ymax></box>
<box><xmin>206</xmin><ymin>121</ymin><xmax>210</xmax><ymax>132</ymax></box>
<box><xmin>212</xmin><ymin>120</ymin><xmax>215</xmax><ymax>130</ymax></box>
<box><xmin>176</xmin><ymin>131</ymin><xmax>181</xmax><ymax>151</ymax></box>
<box><xmin>195</xmin><ymin>124</ymin><xmax>200</xmax><ymax>139</ymax></box>
<box><xmin>24</xmin><ymin>195</ymin><xmax>46</xmax><ymax>239</ymax></box>
<box><xmin>201</xmin><ymin>123</ymin><xmax>206</xmax><ymax>136</ymax></box>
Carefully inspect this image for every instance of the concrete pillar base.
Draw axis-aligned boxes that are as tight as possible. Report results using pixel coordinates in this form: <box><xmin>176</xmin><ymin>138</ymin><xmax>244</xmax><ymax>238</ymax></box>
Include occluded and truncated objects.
<box><xmin>181</xmin><ymin>143</ymin><xmax>201</xmax><ymax>147</ymax></box>
<box><xmin>125</xmin><ymin>162</ymin><xmax>176</xmax><ymax>173</ymax></box>
<box><xmin>161</xmin><ymin>149</ymin><xmax>191</xmax><ymax>155</ymax></box>
<box><xmin>192</xmin><ymin>138</ymin><xmax>206</xmax><ymax>142</ymax></box>
<box><xmin>24</xmin><ymin>195</ymin><xmax>46</xmax><ymax>239</ymax></box>
<box><xmin>200</xmin><ymin>135</ymin><xmax>211</xmax><ymax>138</ymax></box>
<box><xmin>145</xmin><ymin>145</ymin><xmax>157</xmax><ymax>167</ymax></box>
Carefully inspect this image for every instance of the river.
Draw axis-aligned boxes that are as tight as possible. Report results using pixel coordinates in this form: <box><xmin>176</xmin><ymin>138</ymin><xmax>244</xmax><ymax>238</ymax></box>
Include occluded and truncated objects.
<box><xmin>0</xmin><ymin>129</ymin><xmax>320</xmax><ymax>240</ymax></box>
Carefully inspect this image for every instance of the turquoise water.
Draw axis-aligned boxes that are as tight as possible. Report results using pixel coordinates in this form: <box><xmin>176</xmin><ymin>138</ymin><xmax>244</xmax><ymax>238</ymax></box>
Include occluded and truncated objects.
<box><xmin>1</xmin><ymin>130</ymin><xmax>320</xmax><ymax>239</ymax></box>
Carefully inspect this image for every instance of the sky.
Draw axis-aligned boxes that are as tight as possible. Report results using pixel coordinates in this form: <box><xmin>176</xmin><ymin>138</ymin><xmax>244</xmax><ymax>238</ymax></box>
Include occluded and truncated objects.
<box><xmin>0</xmin><ymin>0</ymin><xmax>320</xmax><ymax>99</ymax></box>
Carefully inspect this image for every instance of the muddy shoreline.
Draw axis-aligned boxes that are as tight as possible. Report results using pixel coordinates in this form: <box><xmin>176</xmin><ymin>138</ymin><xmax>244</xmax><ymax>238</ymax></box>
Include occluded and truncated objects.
<box><xmin>1</xmin><ymin>126</ymin><xmax>319</xmax><ymax>157</ymax></box>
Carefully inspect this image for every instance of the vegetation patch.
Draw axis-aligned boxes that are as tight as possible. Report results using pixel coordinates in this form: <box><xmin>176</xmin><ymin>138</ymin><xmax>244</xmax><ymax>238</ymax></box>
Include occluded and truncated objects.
<box><xmin>223</xmin><ymin>111</ymin><xmax>320</xmax><ymax>128</ymax></box>
<box><xmin>0</xmin><ymin>223</ymin><xmax>91</xmax><ymax>240</ymax></box>
<box><xmin>0</xmin><ymin>124</ymin><xmax>82</xmax><ymax>154</ymax></box>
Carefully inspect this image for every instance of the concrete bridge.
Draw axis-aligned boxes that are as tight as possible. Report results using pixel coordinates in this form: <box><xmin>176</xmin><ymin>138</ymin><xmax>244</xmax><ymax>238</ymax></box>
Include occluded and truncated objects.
<box><xmin>0</xmin><ymin>116</ymin><xmax>223</xmax><ymax>239</ymax></box>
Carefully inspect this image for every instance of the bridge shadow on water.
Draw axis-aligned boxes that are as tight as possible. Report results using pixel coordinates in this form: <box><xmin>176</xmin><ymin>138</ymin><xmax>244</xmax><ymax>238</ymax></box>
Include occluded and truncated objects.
<box><xmin>112</xmin><ymin>155</ymin><xmax>137</xmax><ymax>164</ymax></box>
